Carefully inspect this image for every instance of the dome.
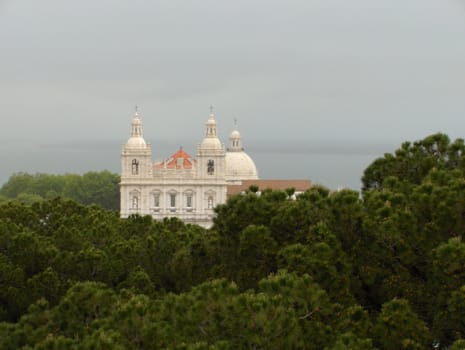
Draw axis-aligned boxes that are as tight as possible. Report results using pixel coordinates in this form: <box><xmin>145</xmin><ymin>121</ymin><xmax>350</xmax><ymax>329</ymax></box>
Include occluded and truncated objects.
<box><xmin>201</xmin><ymin>137</ymin><xmax>222</xmax><ymax>149</ymax></box>
<box><xmin>206</xmin><ymin>115</ymin><xmax>216</xmax><ymax>125</ymax></box>
<box><xmin>225</xmin><ymin>151</ymin><xmax>258</xmax><ymax>181</ymax></box>
<box><xmin>230</xmin><ymin>130</ymin><xmax>241</xmax><ymax>139</ymax></box>
<box><xmin>126</xmin><ymin>136</ymin><xmax>147</xmax><ymax>147</ymax></box>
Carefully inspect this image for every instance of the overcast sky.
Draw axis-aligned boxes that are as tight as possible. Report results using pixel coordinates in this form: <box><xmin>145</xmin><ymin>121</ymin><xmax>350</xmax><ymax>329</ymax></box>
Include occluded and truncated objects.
<box><xmin>0</xmin><ymin>0</ymin><xmax>465</xmax><ymax>187</ymax></box>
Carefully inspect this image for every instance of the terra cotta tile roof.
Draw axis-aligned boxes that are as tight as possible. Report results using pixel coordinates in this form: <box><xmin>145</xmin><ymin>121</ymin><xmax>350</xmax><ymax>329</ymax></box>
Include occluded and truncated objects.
<box><xmin>154</xmin><ymin>148</ymin><xmax>195</xmax><ymax>169</ymax></box>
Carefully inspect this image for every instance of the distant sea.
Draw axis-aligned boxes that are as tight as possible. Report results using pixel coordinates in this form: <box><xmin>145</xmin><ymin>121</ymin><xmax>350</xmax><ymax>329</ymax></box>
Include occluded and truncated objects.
<box><xmin>0</xmin><ymin>139</ymin><xmax>398</xmax><ymax>191</ymax></box>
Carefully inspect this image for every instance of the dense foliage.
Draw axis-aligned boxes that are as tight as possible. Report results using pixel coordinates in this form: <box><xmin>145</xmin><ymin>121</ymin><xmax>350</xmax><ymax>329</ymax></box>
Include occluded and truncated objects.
<box><xmin>0</xmin><ymin>133</ymin><xmax>465</xmax><ymax>349</ymax></box>
<box><xmin>0</xmin><ymin>171</ymin><xmax>120</xmax><ymax>210</ymax></box>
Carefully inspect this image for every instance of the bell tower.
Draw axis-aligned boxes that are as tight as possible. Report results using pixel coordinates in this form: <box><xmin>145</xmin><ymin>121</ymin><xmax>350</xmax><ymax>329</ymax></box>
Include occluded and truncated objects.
<box><xmin>196</xmin><ymin>107</ymin><xmax>227</xmax><ymax>213</ymax></box>
<box><xmin>120</xmin><ymin>108</ymin><xmax>152</xmax><ymax>217</ymax></box>
<box><xmin>197</xmin><ymin>107</ymin><xmax>226</xmax><ymax>179</ymax></box>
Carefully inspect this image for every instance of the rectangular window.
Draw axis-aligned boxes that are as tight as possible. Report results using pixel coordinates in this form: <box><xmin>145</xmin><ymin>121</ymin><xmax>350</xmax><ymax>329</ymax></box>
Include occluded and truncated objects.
<box><xmin>154</xmin><ymin>194</ymin><xmax>160</xmax><ymax>208</ymax></box>
<box><xmin>207</xmin><ymin>159</ymin><xmax>214</xmax><ymax>175</ymax></box>
<box><xmin>132</xmin><ymin>196</ymin><xmax>138</xmax><ymax>209</ymax></box>
<box><xmin>186</xmin><ymin>195</ymin><xmax>192</xmax><ymax>208</ymax></box>
<box><xmin>170</xmin><ymin>193</ymin><xmax>176</xmax><ymax>208</ymax></box>
<box><xmin>132</xmin><ymin>159</ymin><xmax>139</xmax><ymax>175</ymax></box>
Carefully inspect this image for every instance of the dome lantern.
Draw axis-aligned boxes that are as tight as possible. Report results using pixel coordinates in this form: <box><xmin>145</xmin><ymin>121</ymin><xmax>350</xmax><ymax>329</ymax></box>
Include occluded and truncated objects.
<box><xmin>228</xmin><ymin>118</ymin><xmax>244</xmax><ymax>152</ymax></box>
<box><xmin>200</xmin><ymin>106</ymin><xmax>222</xmax><ymax>149</ymax></box>
<box><xmin>126</xmin><ymin>107</ymin><xmax>147</xmax><ymax>148</ymax></box>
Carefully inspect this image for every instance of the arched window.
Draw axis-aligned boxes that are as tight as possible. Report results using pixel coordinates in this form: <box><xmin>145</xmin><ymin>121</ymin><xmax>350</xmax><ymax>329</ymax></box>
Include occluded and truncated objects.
<box><xmin>207</xmin><ymin>159</ymin><xmax>214</xmax><ymax>175</ymax></box>
<box><xmin>132</xmin><ymin>159</ymin><xmax>139</xmax><ymax>175</ymax></box>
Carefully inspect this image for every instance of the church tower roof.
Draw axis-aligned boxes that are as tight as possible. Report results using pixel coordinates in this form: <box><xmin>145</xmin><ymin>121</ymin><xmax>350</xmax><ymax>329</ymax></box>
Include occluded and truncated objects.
<box><xmin>126</xmin><ymin>108</ymin><xmax>147</xmax><ymax>148</ymax></box>
<box><xmin>200</xmin><ymin>106</ymin><xmax>222</xmax><ymax>149</ymax></box>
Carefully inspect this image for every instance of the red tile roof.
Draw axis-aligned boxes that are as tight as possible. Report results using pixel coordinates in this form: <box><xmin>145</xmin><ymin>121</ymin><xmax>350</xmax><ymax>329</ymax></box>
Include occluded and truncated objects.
<box><xmin>155</xmin><ymin>148</ymin><xmax>196</xmax><ymax>169</ymax></box>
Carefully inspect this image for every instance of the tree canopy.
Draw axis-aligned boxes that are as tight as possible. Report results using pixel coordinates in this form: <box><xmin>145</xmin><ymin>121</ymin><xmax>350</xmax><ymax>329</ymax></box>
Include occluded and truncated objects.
<box><xmin>0</xmin><ymin>171</ymin><xmax>120</xmax><ymax>210</ymax></box>
<box><xmin>1</xmin><ymin>133</ymin><xmax>465</xmax><ymax>349</ymax></box>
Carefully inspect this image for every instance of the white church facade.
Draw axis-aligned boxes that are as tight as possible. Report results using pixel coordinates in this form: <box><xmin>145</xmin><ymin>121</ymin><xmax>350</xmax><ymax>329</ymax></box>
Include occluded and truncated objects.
<box><xmin>120</xmin><ymin>109</ymin><xmax>259</xmax><ymax>227</ymax></box>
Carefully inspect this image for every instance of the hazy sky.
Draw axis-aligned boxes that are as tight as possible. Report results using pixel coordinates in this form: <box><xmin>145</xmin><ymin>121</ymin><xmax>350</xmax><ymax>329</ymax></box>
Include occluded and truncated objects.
<box><xmin>0</xmin><ymin>0</ymin><xmax>464</xmax><ymax>187</ymax></box>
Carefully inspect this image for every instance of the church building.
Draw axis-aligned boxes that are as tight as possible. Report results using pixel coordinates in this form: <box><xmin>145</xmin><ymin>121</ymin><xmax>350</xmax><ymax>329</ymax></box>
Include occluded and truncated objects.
<box><xmin>120</xmin><ymin>108</ymin><xmax>261</xmax><ymax>227</ymax></box>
